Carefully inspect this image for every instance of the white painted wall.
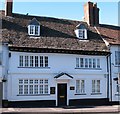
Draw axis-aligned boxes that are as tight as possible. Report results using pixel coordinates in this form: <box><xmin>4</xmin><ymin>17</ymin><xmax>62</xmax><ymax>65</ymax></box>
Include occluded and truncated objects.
<box><xmin>110</xmin><ymin>45</ymin><xmax>120</xmax><ymax>101</ymax></box>
<box><xmin>7</xmin><ymin>51</ymin><xmax>108</xmax><ymax>103</ymax></box>
<box><xmin>8</xmin><ymin>52</ymin><xmax>108</xmax><ymax>74</ymax></box>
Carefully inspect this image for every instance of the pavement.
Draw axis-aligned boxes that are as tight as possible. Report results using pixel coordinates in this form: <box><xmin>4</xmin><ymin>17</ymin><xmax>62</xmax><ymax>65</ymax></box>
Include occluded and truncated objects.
<box><xmin>1</xmin><ymin>105</ymin><xmax>120</xmax><ymax>114</ymax></box>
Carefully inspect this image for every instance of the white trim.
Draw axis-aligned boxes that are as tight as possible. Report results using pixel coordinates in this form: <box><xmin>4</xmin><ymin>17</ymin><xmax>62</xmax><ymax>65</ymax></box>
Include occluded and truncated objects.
<box><xmin>28</xmin><ymin>25</ymin><xmax>40</xmax><ymax>36</ymax></box>
<box><xmin>55</xmin><ymin>80</ymin><xmax>69</xmax><ymax>106</ymax></box>
<box><xmin>75</xmin><ymin>29</ymin><xmax>87</xmax><ymax>39</ymax></box>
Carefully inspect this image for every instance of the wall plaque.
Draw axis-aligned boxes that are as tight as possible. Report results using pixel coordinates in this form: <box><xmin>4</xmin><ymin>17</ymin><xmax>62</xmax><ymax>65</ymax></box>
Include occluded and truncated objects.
<box><xmin>70</xmin><ymin>86</ymin><xmax>75</xmax><ymax>90</ymax></box>
<box><xmin>50</xmin><ymin>87</ymin><xmax>55</xmax><ymax>94</ymax></box>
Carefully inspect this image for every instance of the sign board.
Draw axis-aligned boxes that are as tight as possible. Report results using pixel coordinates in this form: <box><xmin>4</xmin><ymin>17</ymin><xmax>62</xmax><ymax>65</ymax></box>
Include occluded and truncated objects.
<box><xmin>50</xmin><ymin>87</ymin><xmax>55</xmax><ymax>94</ymax></box>
<box><xmin>70</xmin><ymin>86</ymin><xmax>75</xmax><ymax>90</ymax></box>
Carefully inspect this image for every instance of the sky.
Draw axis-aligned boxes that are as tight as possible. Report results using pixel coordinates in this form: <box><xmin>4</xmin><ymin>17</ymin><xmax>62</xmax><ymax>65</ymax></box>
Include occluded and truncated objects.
<box><xmin>0</xmin><ymin>1</ymin><xmax>119</xmax><ymax>26</ymax></box>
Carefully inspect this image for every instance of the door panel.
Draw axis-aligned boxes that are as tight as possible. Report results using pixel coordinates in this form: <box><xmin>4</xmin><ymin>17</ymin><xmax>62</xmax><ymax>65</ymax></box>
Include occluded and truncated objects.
<box><xmin>57</xmin><ymin>83</ymin><xmax>67</xmax><ymax>106</ymax></box>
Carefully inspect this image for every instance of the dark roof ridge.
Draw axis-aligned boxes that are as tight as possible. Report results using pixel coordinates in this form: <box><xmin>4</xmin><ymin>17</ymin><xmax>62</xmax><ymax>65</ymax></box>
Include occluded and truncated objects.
<box><xmin>12</xmin><ymin>13</ymin><xmax>85</xmax><ymax>23</ymax></box>
<box><xmin>99</xmin><ymin>24</ymin><xmax>120</xmax><ymax>30</ymax></box>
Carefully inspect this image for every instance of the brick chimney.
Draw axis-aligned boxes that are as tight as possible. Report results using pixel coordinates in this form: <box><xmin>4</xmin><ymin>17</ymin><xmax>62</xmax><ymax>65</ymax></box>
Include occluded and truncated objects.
<box><xmin>5</xmin><ymin>0</ymin><xmax>13</xmax><ymax>16</ymax></box>
<box><xmin>84</xmin><ymin>2</ymin><xmax>99</xmax><ymax>26</ymax></box>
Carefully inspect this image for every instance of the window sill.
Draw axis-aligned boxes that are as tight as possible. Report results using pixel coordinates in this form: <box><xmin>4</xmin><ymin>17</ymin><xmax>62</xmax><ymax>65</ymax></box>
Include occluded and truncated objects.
<box><xmin>78</xmin><ymin>39</ymin><xmax>88</xmax><ymax>41</ymax></box>
<box><xmin>29</xmin><ymin>35</ymin><xmax>40</xmax><ymax>37</ymax></box>
<box><xmin>91</xmin><ymin>93</ymin><xmax>102</xmax><ymax>95</ymax></box>
<box><xmin>114</xmin><ymin>65</ymin><xmax>120</xmax><ymax>67</ymax></box>
<box><xmin>75</xmin><ymin>68</ymin><xmax>102</xmax><ymax>70</ymax></box>
<box><xmin>17</xmin><ymin>94</ymin><xmax>50</xmax><ymax>96</ymax></box>
<box><xmin>18</xmin><ymin>67</ymin><xmax>50</xmax><ymax>69</ymax></box>
<box><xmin>115</xmin><ymin>93</ymin><xmax>120</xmax><ymax>96</ymax></box>
<box><xmin>75</xmin><ymin>93</ymin><xmax>86</xmax><ymax>95</ymax></box>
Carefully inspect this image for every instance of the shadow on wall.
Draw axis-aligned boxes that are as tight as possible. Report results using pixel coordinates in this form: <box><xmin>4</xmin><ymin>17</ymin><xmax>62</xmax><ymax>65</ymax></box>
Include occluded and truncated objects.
<box><xmin>0</xmin><ymin>82</ymin><xmax>2</xmax><ymax>109</ymax></box>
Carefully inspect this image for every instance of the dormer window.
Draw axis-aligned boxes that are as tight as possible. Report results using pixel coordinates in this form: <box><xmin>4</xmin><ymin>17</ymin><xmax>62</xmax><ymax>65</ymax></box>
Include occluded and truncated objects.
<box><xmin>79</xmin><ymin>29</ymin><xmax>85</xmax><ymax>38</ymax></box>
<box><xmin>29</xmin><ymin>25</ymin><xmax>39</xmax><ymax>35</ymax></box>
<box><xmin>28</xmin><ymin>18</ymin><xmax>40</xmax><ymax>36</ymax></box>
<box><xmin>75</xmin><ymin>24</ymin><xmax>87</xmax><ymax>40</ymax></box>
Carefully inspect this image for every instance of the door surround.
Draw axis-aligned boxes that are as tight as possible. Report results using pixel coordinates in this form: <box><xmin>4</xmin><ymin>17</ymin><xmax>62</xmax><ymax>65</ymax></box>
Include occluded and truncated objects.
<box><xmin>57</xmin><ymin>83</ymin><xmax>67</xmax><ymax>106</ymax></box>
<box><xmin>56</xmin><ymin>80</ymin><xmax>69</xmax><ymax>106</ymax></box>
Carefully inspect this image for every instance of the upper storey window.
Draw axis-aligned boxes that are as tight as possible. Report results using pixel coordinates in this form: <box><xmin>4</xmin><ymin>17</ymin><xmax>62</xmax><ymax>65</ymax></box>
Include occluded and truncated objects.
<box><xmin>115</xmin><ymin>51</ymin><xmax>120</xmax><ymax>66</ymax></box>
<box><xmin>75</xmin><ymin>24</ymin><xmax>87</xmax><ymax>39</ymax></box>
<box><xmin>28</xmin><ymin>18</ymin><xmax>40</xmax><ymax>36</ymax></box>
<box><xmin>0</xmin><ymin>53</ymin><xmax>2</xmax><ymax>65</ymax></box>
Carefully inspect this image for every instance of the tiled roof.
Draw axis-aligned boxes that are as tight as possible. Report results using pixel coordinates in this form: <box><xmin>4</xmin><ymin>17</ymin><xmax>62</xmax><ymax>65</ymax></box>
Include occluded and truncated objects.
<box><xmin>97</xmin><ymin>24</ymin><xmax>120</xmax><ymax>45</ymax></box>
<box><xmin>0</xmin><ymin>12</ymin><xmax>111</xmax><ymax>52</ymax></box>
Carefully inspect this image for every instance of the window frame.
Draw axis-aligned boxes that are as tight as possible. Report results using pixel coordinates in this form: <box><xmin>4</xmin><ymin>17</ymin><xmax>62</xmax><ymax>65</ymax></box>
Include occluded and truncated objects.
<box><xmin>19</xmin><ymin>55</ymin><xmax>49</xmax><ymax>68</ymax></box>
<box><xmin>28</xmin><ymin>25</ymin><xmax>40</xmax><ymax>36</ymax></box>
<box><xmin>115</xmin><ymin>51</ymin><xmax>120</xmax><ymax>66</ymax></box>
<box><xmin>18</xmin><ymin>79</ymin><xmax>49</xmax><ymax>96</ymax></box>
<box><xmin>78</xmin><ymin>29</ymin><xmax>87</xmax><ymax>39</ymax></box>
<box><xmin>76</xmin><ymin>80</ymin><xmax>85</xmax><ymax>94</ymax></box>
<box><xmin>76</xmin><ymin>58</ymin><xmax>101</xmax><ymax>69</ymax></box>
<box><xmin>92</xmin><ymin>79</ymin><xmax>101</xmax><ymax>94</ymax></box>
<box><xmin>75</xmin><ymin>29</ymin><xmax>87</xmax><ymax>40</ymax></box>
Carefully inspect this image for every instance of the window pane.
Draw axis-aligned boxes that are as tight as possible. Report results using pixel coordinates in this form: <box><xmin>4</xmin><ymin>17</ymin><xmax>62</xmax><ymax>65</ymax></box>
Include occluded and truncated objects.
<box><xmin>34</xmin><ymin>85</ymin><xmax>38</xmax><ymax>94</ymax></box>
<box><xmin>93</xmin><ymin>59</ymin><xmax>96</xmax><ymax>68</ymax></box>
<box><xmin>30</xmin><ymin>56</ymin><xmax>34</xmax><ymax>67</ymax></box>
<box><xmin>85</xmin><ymin>58</ymin><xmax>88</xmax><ymax>68</ymax></box>
<box><xmin>76</xmin><ymin>80</ymin><xmax>80</xmax><ymax>93</ymax></box>
<box><xmin>79</xmin><ymin>30</ymin><xmax>83</xmax><ymax>38</ymax></box>
<box><xmin>97</xmin><ymin>80</ymin><xmax>100</xmax><ymax>93</ymax></box>
<box><xmin>92</xmin><ymin>80</ymin><xmax>95</xmax><ymax>93</ymax></box>
<box><xmin>92</xmin><ymin>80</ymin><xmax>100</xmax><ymax>93</ymax></box>
<box><xmin>35</xmin><ymin>26</ymin><xmax>39</xmax><ymax>35</ymax></box>
<box><xmin>29</xmin><ymin>85</ymin><xmax>33</xmax><ymax>94</ymax></box>
<box><xmin>89</xmin><ymin>59</ymin><xmax>92</xmax><ymax>68</ymax></box>
<box><xmin>81</xmin><ymin>80</ymin><xmax>85</xmax><ymax>93</ymax></box>
<box><xmin>117</xmin><ymin>84</ymin><xmax>119</xmax><ymax>93</ymax></box>
<box><xmin>45</xmin><ymin>56</ymin><xmax>48</xmax><ymax>67</ymax></box>
<box><xmin>19</xmin><ymin>56</ymin><xmax>23</xmax><ymax>67</ymax></box>
<box><xmin>76</xmin><ymin>58</ymin><xmax>79</xmax><ymax>68</ymax></box>
<box><xmin>40</xmin><ymin>79</ymin><xmax>43</xmax><ymax>84</ymax></box>
<box><xmin>25</xmin><ymin>56</ymin><xmax>29</xmax><ymax>67</ymax></box>
<box><xmin>44</xmin><ymin>80</ymin><xmax>48</xmax><ymax>84</ymax></box>
<box><xmin>83</xmin><ymin>30</ymin><xmax>85</xmax><ymax>38</ymax></box>
<box><xmin>19</xmin><ymin>79</ymin><xmax>23</xmax><ymax>84</ymax></box>
<box><xmin>24</xmin><ymin>85</ymin><xmax>28</xmax><ymax>94</ymax></box>
<box><xmin>30</xmin><ymin>26</ymin><xmax>34</xmax><ymax>34</ymax></box>
<box><xmin>40</xmin><ymin>85</ymin><xmax>43</xmax><ymax>94</ymax></box>
<box><xmin>34</xmin><ymin>79</ymin><xmax>38</xmax><ymax>84</ymax></box>
<box><xmin>0</xmin><ymin>53</ymin><xmax>2</xmax><ymax>65</ymax></box>
<box><xmin>40</xmin><ymin>56</ymin><xmax>43</xmax><ymax>67</ymax></box>
<box><xmin>76</xmin><ymin>80</ymin><xmax>85</xmax><ymax>94</ymax></box>
<box><xmin>44</xmin><ymin>85</ymin><xmax>48</xmax><ymax>94</ymax></box>
<box><xmin>24</xmin><ymin>79</ymin><xmax>28</xmax><ymax>84</ymax></box>
<box><xmin>19</xmin><ymin>85</ymin><xmax>23</xmax><ymax>95</ymax></box>
<box><xmin>35</xmin><ymin>56</ymin><xmax>38</xmax><ymax>67</ymax></box>
<box><xmin>29</xmin><ymin>80</ymin><xmax>33</xmax><ymax>84</ymax></box>
<box><xmin>97</xmin><ymin>59</ymin><xmax>100</xmax><ymax>68</ymax></box>
<box><xmin>80</xmin><ymin>58</ymin><xmax>84</xmax><ymax>68</ymax></box>
<box><xmin>115</xmin><ymin>51</ymin><xmax>120</xmax><ymax>65</ymax></box>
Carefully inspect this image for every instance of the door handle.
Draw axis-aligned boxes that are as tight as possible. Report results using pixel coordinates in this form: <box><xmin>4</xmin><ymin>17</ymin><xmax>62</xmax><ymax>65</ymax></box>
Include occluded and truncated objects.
<box><xmin>60</xmin><ymin>96</ymin><xmax>64</xmax><ymax>98</ymax></box>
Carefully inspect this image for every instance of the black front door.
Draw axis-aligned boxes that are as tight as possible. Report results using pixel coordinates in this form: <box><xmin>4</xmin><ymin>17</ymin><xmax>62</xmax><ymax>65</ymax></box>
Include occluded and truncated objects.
<box><xmin>57</xmin><ymin>83</ymin><xmax>67</xmax><ymax>106</ymax></box>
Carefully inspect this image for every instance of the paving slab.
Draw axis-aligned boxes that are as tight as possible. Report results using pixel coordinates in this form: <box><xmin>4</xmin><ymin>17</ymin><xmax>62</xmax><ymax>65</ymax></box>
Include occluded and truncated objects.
<box><xmin>1</xmin><ymin>105</ymin><xmax>120</xmax><ymax>114</ymax></box>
